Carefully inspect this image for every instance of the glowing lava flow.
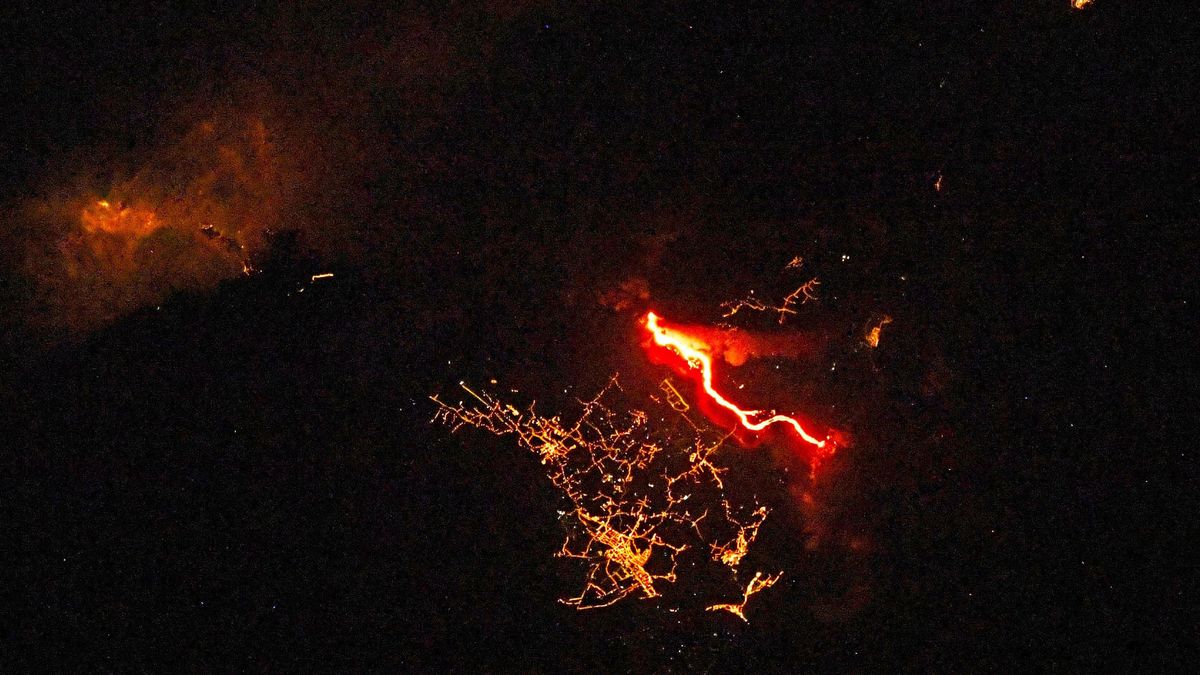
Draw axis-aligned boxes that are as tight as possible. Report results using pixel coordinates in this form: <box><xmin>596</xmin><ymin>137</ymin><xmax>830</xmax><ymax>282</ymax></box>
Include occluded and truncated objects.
<box><xmin>645</xmin><ymin>311</ymin><xmax>828</xmax><ymax>449</ymax></box>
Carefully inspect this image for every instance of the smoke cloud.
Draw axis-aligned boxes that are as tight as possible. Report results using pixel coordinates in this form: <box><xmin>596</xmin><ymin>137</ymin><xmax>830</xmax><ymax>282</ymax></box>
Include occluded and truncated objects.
<box><xmin>1</xmin><ymin>3</ymin><xmax>483</xmax><ymax>338</ymax></box>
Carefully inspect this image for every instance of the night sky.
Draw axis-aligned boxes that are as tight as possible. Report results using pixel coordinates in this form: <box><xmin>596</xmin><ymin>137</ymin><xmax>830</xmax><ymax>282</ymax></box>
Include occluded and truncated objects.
<box><xmin>3</xmin><ymin>1</ymin><xmax>1195</xmax><ymax>670</ymax></box>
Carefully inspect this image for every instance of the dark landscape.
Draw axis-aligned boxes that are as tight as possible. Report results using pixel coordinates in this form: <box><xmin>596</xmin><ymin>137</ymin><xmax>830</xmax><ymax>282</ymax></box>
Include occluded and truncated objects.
<box><xmin>3</xmin><ymin>1</ymin><xmax>1195</xmax><ymax>670</ymax></box>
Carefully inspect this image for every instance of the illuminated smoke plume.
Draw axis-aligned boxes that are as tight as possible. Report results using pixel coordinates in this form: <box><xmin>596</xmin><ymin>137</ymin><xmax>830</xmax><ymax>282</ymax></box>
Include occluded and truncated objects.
<box><xmin>647</xmin><ymin>316</ymin><xmax>825</xmax><ymax>368</ymax></box>
<box><xmin>4</xmin><ymin>6</ymin><xmax>457</xmax><ymax>339</ymax></box>
<box><xmin>10</xmin><ymin>104</ymin><xmax>304</xmax><ymax>334</ymax></box>
<box><xmin>432</xmin><ymin>378</ymin><xmax>781</xmax><ymax>617</ymax></box>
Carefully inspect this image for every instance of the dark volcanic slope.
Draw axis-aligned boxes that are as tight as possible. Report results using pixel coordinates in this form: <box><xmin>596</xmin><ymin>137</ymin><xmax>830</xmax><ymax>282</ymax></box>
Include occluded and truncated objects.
<box><xmin>7</xmin><ymin>190</ymin><xmax>1191</xmax><ymax>670</ymax></box>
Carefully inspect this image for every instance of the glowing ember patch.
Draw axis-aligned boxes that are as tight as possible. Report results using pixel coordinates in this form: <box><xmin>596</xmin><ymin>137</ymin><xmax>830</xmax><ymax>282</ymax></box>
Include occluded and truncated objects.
<box><xmin>80</xmin><ymin>199</ymin><xmax>162</xmax><ymax>238</ymax></box>
<box><xmin>866</xmin><ymin>315</ymin><xmax>892</xmax><ymax>348</ymax></box>
<box><xmin>706</xmin><ymin>570</ymin><xmax>782</xmax><ymax>622</ymax></box>
<box><xmin>1072</xmin><ymin>0</ymin><xmax>1092</xmax><ymax>8</ymax></box>
<box><xmin>644</xmin><ymin>312</ymin><xmax>828</xmax><ymax>449</ymax></box>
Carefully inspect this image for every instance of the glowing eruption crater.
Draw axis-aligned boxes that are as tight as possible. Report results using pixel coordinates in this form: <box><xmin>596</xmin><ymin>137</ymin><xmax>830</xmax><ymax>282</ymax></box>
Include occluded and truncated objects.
<box><xmin>644</xmin><ymin>311</ymin><xmax>830</xmax><ymax>450</ymax></box>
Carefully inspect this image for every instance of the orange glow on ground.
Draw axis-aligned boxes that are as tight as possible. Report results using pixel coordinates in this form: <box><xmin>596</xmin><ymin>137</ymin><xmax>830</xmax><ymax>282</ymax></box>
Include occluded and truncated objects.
<box><xmin>866</xmin><ymin>315</ymin><xmax>892</xmax><ymax>348</ymax></box>
<box><xmin>80</xmin><ymin>199</ymin><xmax>161</xmax><ymax>238</ymax></box>
<box><xmin>644</xmin><ymin>311</ymin><xmax>829</xmax><ymax>450</ymax></box>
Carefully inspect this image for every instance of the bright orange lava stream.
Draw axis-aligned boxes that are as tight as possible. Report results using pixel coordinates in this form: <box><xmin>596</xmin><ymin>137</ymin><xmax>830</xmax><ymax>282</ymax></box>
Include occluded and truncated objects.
<box><xmin>645</xmin><ymin>312</ymin><xmax>827</xmax><ymax>449</ymax></box>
